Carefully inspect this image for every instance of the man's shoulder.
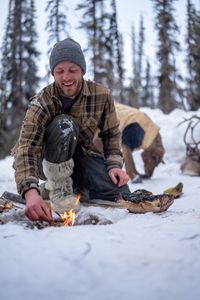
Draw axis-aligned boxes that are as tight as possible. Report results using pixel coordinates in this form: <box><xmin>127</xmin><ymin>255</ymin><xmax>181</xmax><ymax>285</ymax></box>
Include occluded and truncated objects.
<box><xmin>84</xmin><ymin>79</ymin><xmax>111</xmax><ymax>96</ymax></box>
<box><xmin>37</xmin><ymin>82</ymin><xmax>55</xmax><ymax>99</ymax></box>
<box><xmin>30</xmin><ymin>83</ymin><xmax>56</xmax><ymax>106</ymax></box>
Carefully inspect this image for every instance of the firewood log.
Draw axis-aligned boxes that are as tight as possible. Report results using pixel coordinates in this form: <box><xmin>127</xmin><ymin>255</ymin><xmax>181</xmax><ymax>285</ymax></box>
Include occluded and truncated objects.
<box><xmin>1</xmin><ymin>191</ymin><xmax>25</xmax><ymax>205</ymax></box>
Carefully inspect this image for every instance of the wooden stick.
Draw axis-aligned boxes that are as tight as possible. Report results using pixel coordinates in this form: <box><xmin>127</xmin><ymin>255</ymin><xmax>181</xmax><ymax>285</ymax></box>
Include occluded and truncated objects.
<box><xmin>1</xmin><ymin>191</ymin><xmax>26</xmax><ymax>205</ymax></box>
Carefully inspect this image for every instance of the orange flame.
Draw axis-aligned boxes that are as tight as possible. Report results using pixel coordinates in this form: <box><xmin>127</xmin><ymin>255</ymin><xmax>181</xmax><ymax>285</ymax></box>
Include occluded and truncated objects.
<box><xmin>75</xmin><ymin>194</ymin><xmax>81</xmax><ymax>206</ymax></box>
<box><xmin>60</xmin><ymin>194</ymin><xmax>80</xmax><ymax>226</ymax></box>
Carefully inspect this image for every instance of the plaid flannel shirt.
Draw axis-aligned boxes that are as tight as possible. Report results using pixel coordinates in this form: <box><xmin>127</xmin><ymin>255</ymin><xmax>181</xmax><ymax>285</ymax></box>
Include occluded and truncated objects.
<box><xmin>12</xmin><ymin>79</ymin><xmax>123</xmax><ymax>196</ymax></box>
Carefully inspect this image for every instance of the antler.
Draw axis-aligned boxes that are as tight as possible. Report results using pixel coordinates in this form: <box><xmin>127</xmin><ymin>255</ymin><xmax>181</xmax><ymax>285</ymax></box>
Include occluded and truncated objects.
<box><xmin>178</xmin><ymin>115</ymin><xmax>200</xmax><ymax>147</ymax></box>
<box><xmin>190</xmin><ymin>117</ymin><xmax>200</xmax><ymax>146</ymax></box>
<box><xmin>178</xmin><ymin>115</ymin><xmax>200</xmax><ymax>160</ymax></box>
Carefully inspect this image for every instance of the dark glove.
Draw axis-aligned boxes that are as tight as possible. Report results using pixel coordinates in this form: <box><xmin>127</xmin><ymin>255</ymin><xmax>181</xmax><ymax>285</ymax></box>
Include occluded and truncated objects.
<box><xmin>121</xmin><ymin>189</ymin><xmax>152</xmax><ymax>203</ymax></box>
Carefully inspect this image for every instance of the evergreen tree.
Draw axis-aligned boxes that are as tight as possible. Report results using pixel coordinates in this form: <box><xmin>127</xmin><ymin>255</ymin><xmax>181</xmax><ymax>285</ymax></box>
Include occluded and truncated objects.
<box><xmin>0</xmin><ymin>1</ymin><xmax>13</xmax><ymax>158</ymax></box>
<box><xmin>142</xmin><ymin>60</ymin><xmax>155</xmax><ymax>108</ymax></box>
<box><xmin>76</xmin><ymin>0</ymin><xmax>113</xmax><ymax>86</ymax></box>
<box><xmin>117</xmin><ymin>33</ymin><xmax>125</xmax><ymax>101</ymax></box>
<box><xmin>45</xmin><ymin>0</ymin><xmax>69</xmax><ymax>45</ymax></box>
<box><xmin>76</xmin><ymin>0</ymin><xmax>100</xmax><ymax>78</ymax></box>
<box><xmin>97</xmin><ymin>0</ymin><xmax>114</xmax><ymax>89</ymax></box>
<box><xmin>23</xmin><ymin>0</ymin><xmax>40</xmax><ymax>100</ymax></box>
<box><xmin>186</xmin><ymin>0</ymin><xmax>200</xmax><ymax>110</ymax></box>
<box><xmin>45</xmin><ymin>0</ymin><xmax>69</xmax><ymax>81</ymax></box>
<box><xmin>76</xmin><ymin>0</ymin><xmax>125</xmax><ymax>101</ymax></box>
<box><xmin>110</xmin><ymin>0</ymin><xmax>125</xmax><ymax>102</ymax></box>
<box><xmin>131</xmin><ymin>24</ymin><xmax>137</xmax><ymax>81</ymax></box>
<box><xmin>128</xmin><ymin>25</ymin><xmax>139</xmax><ymax>107</ymax></box>
<box><xmin>137</xmin><ymin>15</ymin><xmax>145</xmax><ymax>99</ymax></box>
<box><xmin>152</xmin><ymin>0</ymin><xmax>181</xmax><ymax>113</ymax></box>
<box><xmin>128</xmin><ymin>17</ymin><xmax>145</xmax><ymax>108</ymax></box>
<box><xmin>0</xmin><ymin>0</ymin><xmax>40</xmax><ymax>158</ymax></box>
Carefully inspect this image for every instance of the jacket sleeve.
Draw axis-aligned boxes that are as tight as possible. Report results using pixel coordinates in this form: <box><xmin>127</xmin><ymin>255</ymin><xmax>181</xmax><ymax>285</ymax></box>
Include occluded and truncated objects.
<box><xmin>12</xmin><ymin>100</ymin><xmax>51</xmax><ymax>196</ymax></box>
<box><xmin>99</xmin><ymin>93</ymin><xmax>123</xmax><ymax>170</ymax></box>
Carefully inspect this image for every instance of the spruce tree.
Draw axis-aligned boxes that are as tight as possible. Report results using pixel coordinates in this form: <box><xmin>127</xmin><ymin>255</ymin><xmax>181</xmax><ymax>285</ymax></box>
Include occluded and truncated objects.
<box><xmin>23</xmin><ymin>0</ymin><xmax>40</xmax><ymax>100</ymax></box>
<box><xmin>186</xmin><ymin>0</ymin><xmax>200</xmax><ymax>110</ymax></box>
<box><xmin>97</xmin><ymin>0</ymin><xmax>114</xmax><ymax>88</ymax></box>
<box><xmin>110</xmin><ymin>0</ymin><xmax>125</xmax><ymax>102</ymax></box>
<box><xmin>137</xmin><ymin>15</ymin><xmax>145</xmax><ymax>99</ymax></box>
<box><xmin>45</xmin><ymin>0</ymin><xmax>69</xmax><ymax>45</ymax></box>
<box><xmin>0</xmin><ymin>0</ymin><xmax>40</xmax><ymax>158</ymax></box>
<box><xmin>45</xmin><ymin>0</ymin><xmax>69</xmax><ymax>81</ymax></box>
<box><xmin>152</xmin><ymin>0</ymin><xmax>181</xmax><ymax>113</ymax></box>
<box><xmin>128</xmin><ymin>17</ymin><xmax>145</xmax><ymax>108</ymax></box>
<box><xmin>76</xmin><ymin>0</ymin><xmax>125</xmax><ymax>101</ymax></box>
<box><xmin>76</xmin><ymin>0</ymin><xmax>113</xmax><ymax>87</ymax></box>
<box><xmin>76</xmin><ymin>0</ymin><xmax>96</xmax><ymax>78</ymax></box>
<box><xmin>131</xmin><ymin>24</ymin><xmax>137</xmax><ymax>82</ymax></box>
<box><xmin>142</xmin><ymin>60</ymin><xmax>155</xmax><ymax>108</ymax></box>
<box><xmin>127</xmin><ymin>25</ymin><xmax>138</xmax><ymax>107</ymax></box>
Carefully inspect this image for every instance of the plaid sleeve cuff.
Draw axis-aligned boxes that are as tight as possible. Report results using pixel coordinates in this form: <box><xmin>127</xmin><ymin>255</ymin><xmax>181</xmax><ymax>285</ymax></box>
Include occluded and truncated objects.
<box><xmin>19</xmin><ymin>177</ymin><xmax>40</xmax><ymax>197</ymax></box>
<box><xmin>106</xmin><ymin>154</ymin><xmax>123</xmax><ymax>171</ymax></box>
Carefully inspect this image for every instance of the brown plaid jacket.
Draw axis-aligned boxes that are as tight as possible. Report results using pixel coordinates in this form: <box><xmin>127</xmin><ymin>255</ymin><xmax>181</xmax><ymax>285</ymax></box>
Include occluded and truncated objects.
<box><xmin>12</xmin><ymin>79</ymin><xmax>123</xmax><ymax>196</ymax></box>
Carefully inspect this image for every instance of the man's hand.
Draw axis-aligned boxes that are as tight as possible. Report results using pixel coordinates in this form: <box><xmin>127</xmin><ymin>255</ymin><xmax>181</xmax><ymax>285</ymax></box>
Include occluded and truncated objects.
<box><xmin>108</xmin><ymin>168</ymin><xmax>130</xmax><ymax>187</ymax></box>
<box><xmin>25</xmin><ymin>189</ymin><xmax>52</xmax><ymax>222</ymax></box>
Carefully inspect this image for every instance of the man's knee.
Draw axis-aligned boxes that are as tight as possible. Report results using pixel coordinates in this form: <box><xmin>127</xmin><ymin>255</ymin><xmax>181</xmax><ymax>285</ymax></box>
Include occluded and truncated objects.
<box><xmin>42</xmin><ymin>114</ymin><xmax>79</xmax><ymax>163</ymax></box>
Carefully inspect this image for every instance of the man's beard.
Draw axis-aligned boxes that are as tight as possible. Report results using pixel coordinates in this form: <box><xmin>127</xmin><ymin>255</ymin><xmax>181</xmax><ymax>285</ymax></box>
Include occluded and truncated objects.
<box><xmin>56</xmin><ymin>77</ymin><xmax>83</xmax><ymax>99</ymax></box>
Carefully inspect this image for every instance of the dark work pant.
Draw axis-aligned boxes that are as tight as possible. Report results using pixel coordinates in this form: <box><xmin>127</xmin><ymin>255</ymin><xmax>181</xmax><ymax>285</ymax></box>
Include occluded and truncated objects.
<box><xmin>72</xmin><ymin>146</ymin><xmax>130</xmax><ymax>201</ymax></box>
<box><xmin>40</xmin><ymin>114</ymin><xmax>130</xmax><ymax>201</ymax></box>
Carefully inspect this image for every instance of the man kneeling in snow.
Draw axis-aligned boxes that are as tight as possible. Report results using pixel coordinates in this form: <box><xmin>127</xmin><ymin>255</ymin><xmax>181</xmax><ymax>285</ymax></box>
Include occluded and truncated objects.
<box><xmin>11</xmin><ymin>38</ymin><xmax>173</xmax><ymax>221</ymax></box>
<box><xmin>11</xmin><ymin>38</ymin><xmax>131</xmax><ymax>222</ymax></box>
<box><xmin>94</xmin><ymin>102</ymin><xmax>165</xmax><ymax>183</ymax></box>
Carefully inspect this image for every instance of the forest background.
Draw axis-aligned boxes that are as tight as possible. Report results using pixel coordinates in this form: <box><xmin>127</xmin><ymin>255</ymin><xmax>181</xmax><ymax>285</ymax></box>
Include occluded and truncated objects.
<box><xmin>0</xmin><ymin>0</ymin><xmax>199</xmax><ymax>159</ymax></box>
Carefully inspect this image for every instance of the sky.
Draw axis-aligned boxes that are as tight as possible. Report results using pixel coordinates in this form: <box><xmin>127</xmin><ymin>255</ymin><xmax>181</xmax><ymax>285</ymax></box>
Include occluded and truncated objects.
<box><xmin>0</xmin><ymin>0</ymin><xmax>199</xmax><ymax>81</ymax></box>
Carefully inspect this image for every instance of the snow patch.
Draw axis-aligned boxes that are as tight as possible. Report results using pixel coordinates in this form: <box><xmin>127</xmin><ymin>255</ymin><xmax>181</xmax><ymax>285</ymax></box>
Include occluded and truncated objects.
<box><xmin>0</xmin><ymin>108</ymin><xmax>200</xmax><ymax>300</ymax></box>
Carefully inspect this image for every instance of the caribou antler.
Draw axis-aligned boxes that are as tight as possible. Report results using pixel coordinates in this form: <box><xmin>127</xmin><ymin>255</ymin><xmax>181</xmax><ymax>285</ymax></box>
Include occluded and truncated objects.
<box><xmin>178</xmin><ymin>115</ymin><xmax>200</xmax><ymax>149</ymax></box>
<box><xmin>180</xmin><ymin>115</ymin><xmax>200</xmax><ymax>162</ymax></box>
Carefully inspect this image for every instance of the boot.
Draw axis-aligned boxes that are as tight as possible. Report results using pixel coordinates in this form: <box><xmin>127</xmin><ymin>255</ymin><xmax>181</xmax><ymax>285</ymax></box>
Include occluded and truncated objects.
<box><xmin>42</xmin><ymin>158</ymin><xmax>80</xmax><ymax>213</ymax></box>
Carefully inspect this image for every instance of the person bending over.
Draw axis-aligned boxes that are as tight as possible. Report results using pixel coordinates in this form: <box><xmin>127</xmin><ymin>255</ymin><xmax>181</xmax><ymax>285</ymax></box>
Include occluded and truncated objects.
<box><xmin>94</xmin><ymin>102</ymin><xmax>165</xmax><ymax>183</ymax></box>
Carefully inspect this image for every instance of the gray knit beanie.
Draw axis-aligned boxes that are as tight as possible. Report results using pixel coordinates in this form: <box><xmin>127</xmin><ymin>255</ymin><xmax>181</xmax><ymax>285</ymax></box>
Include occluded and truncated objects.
<box><xmin>49</xmin><ymin>38</ymin><xmax>86</xmax><ymax>74</ymax></box>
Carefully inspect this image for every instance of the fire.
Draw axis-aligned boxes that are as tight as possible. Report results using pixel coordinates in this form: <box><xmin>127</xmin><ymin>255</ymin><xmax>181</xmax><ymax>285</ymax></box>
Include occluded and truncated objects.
<box><xmin>61</xmin><ymin>210</ymin><xmax>75</xmax><ymax>226</ymax></box>
<box><xmin>60</xmin><ymin>194</ymin><xmax>80</xmax><ymax>226</ymax></box>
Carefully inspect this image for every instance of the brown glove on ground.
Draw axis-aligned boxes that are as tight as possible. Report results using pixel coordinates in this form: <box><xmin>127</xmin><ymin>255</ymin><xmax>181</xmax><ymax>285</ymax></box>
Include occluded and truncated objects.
<box><xmin>163</xmin><ymin>182</ymin><xmax>183</xmax><ymax>198</ymax></box>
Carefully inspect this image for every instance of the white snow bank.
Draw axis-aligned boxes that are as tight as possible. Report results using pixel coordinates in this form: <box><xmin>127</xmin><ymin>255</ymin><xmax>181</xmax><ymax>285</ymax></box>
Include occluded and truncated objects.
<box><xmin>0</xmin><ymin>108</ymin><xmax>200</xmax><ymax>300</ymax></box>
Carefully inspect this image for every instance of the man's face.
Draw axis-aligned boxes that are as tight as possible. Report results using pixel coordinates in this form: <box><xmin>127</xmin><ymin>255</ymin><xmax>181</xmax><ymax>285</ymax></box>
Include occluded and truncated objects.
<box><xmin>53</xmin><ymin>61</ymin><xmax>83</xmax><ymax>98</ymax></box>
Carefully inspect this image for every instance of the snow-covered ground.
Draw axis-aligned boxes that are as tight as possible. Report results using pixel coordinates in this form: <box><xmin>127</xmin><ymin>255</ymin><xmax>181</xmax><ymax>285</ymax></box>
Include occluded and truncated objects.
<box><xmin>0</xmin><ymin>108</ymin><xmax>200</xmax><ymax>300</ymax></box>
